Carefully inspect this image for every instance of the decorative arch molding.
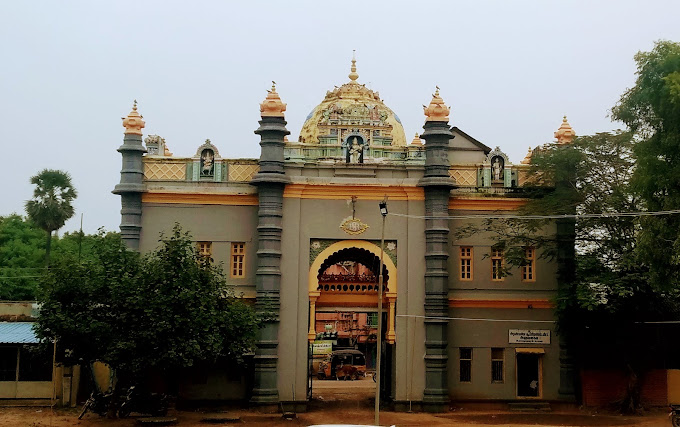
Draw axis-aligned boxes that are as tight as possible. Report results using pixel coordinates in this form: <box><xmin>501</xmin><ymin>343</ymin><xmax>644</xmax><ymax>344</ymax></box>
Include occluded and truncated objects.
<box><xmin>308</xmin><ymin>239</ymin><xmax>397</xmax><ymax>297</ymax></box>
<box><xmin>307</xmin><ymin>239</ymin><xmax>397</xmax><ymax>343</ymax></box>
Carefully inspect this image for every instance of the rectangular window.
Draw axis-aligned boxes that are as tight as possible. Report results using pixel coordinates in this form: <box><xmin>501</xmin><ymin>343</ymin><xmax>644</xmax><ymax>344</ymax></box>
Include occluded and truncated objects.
<box><xmin>231</xmin><ymin>242</ymin><xmax>245</xmax><ymax>277</ymax></box>
<box><xmin>460</xmin><ymin>247</ymin><xmax>473</xmax><ymax>281</ymax></box>
<box><xmin>491</xmin><ymin>248</ymin><xmax>504</xmax><ymax>281</ymax></box>
<box><xmin>522</xmin><ymin>247</ymin><xmax>536</xmax><ymax>282</ymax></box>
<box><xmin>459</xmin><ymin>348</ymin><xmax>472</xmax><ymax>382</ymax></box>
<box><xmin>491</xmin><ymin>348</ymin><xmax>504</xmax><ymax>383</ymax></box>
<box><xmin>367</xmin><ymin>312</ymin><xmax>378</xmax><ymax>327</ymax></box>
<box><xmin>197</xmin><ymin>241</ymin><xmax>212</xmax><ymax>258</ymax></box>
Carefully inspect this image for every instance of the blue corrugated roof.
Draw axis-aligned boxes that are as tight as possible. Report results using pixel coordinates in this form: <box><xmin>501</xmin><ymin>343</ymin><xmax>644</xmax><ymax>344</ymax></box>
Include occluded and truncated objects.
<box><xmin>0</xmin><ymin>322</ymin><xmax>39</xmax><ymax>344</ymax></box>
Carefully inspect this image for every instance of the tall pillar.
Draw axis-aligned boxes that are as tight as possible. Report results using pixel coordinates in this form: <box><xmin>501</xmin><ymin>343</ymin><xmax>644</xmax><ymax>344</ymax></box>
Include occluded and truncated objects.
<box><xmin>308</xmin><ymin>292</ymin><xmax>319</xmax><ymax>342</ymax></box>
<box><xmin>554</xmin><ymin>116</ymin><xmax>578</xmax><ymax>399</ymax></box>
<box><xmin>418</xmin><ymin>88</ymin><xmax>456</xmax><ymax>412</ymax></box>
<box><xmin>250</xmin><ymin>83</ymin><xmax>290</xmax><ymax>406</ymax></box>
<box><xmin>386</xmin><ymin>296</ymin><xmax>396</xmax><ymax>344</ymax></box>
<box><xmin>113</xmin><ymin>101</ymin><xmax>146</xmax><ymax>251</ymax></box>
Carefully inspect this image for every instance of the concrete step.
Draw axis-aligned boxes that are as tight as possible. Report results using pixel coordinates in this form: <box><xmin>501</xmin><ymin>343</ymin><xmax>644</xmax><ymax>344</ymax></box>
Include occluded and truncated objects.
<box><xmin>508</xmin><ymin>401</ymin><xmax>552</xmax><ymax>412</ymax></box>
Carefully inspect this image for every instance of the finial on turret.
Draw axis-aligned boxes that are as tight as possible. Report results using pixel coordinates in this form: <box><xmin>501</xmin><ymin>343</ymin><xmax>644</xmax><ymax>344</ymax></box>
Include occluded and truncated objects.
<box><xmin>554</xmin><ymin>115</ymin><xmax>575</xmax><ymax>144</ymax></box>
<box><xmin>122</xmin><ymin>100</ymin><xmax>145</xmax><ymax>135</ymax></box>
<box><xmin>411</xmin><ymin>132</ymin><xmax>423</xmax><ymax>145</ymax></box>
<box><xmin>260</xmin><ymin>81</ymin><xmax>287</xmax><ymax>117</ymax></box>
<box><xmin>423</xmin><ymin>86</ymin><xmax>450</xmax><ymax>122</ymax></box>
<box><xmin>521</xmin><ymin>146</ymin><xmax>534</xmax><ymax>164</ymax></box>
<box><xmin>348</xmin><ymin>50</ymin><xmax>359</xmax><ymax>82</ymax></box>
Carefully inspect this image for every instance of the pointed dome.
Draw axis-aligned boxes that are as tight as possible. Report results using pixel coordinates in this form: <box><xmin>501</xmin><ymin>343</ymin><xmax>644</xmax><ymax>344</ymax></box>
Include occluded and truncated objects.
<box><xmin>298</xmin><ymin>57</ymin><xmax>406</xmax><ymax>146</ymax></box>
<box><xmin>423</xmin><ymin>87</ymin><xmax>450</xmax><ymax>122</ymax></box>
<box><xmin>122</xmin><ymin>100</ymin><xmax>145</xmax><ymax>135</ymax></box>
<box><xmin>554</xmin><ymin>115</ymin><xmax>575</xmax><ymax>144</ymax></box>
<box><xmin>260</xmin><ymin>81</ymin><xmax>286</xmax><ymax>117</ymax></box>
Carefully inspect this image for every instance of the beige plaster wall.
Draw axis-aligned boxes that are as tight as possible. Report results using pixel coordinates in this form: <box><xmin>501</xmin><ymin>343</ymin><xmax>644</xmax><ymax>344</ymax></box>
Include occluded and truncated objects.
<box><xmin>277</xmin><ymin>194</ymin><xmax>427</xmax><ymax>403</ymax></box>
<box><xmin>447</xmin><ymin>307</ymin><xmax>560</xmax><ymax>401</ymax></box>
<box><xmin>140</xmin><ymin>204</ymin><xmax>259</xmax><ymax>294</ymax></box>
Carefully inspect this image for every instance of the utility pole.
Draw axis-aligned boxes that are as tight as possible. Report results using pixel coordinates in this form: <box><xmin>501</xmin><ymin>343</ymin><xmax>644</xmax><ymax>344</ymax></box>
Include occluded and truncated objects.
<box><xmin>375</xmin><ymin>198</ymin><xmax>388</xmax><ymax>426</ymax></box>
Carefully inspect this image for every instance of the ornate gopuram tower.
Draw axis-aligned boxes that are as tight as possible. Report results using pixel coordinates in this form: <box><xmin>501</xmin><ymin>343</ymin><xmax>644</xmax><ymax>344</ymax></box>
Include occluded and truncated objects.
<box><xmin>250</xmin><ymin>84</ymin><xmax>290</xmax><ymax>406</ymax></box>
<box><xmin>113</xmin><ymin>101</ymin><xmax>146</xmax><ymax>251</ymax></box>
<box><xmin>419</xmin><ymin>89</ymin><xmax>455</xmax><ymax>412</ymax></box>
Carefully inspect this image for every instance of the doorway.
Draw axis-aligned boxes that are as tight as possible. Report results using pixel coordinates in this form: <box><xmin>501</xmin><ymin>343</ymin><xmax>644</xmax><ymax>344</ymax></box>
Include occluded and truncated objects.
<box><xmin>516</xmin><ymin>353</ymin><xmax>541</xmax><ymax>398</ymax></box>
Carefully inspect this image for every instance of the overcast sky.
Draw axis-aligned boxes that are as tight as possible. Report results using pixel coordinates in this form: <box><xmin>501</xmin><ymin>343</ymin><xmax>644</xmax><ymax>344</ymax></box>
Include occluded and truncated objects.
<box><xmin>2</xmin><ymin>1</ymin><xmax>679</xmax><ymax>234</ymax></box>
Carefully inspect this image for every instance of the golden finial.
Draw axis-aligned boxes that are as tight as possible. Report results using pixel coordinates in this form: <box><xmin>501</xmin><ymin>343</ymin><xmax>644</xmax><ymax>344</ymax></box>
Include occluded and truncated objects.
<box><xmin>348</xmin><ymin>50</ymin><xmax>359</xmax><ymax>82</ymax></box>
<box><xmin>554</xmin><ymin>115</ymin><xmax>575</xmax><ymax>144</ymax></box>
<box><xmin>411</xmin><ymin>132</ymin><xmax>422</xmax><ymax>145</ymax></box>
<box><xmin>122</xmin><ymin>100</ymin><xmax>145</xmax><ymax>135</ymax></box>
<box><xmin>260</xmin><ymin>81</ymin><xmax>286</xmax><ymax>117</ymax></box>
<box><xmin>423</xmin><ymin>86</ymin><xmax>450</xmax><ymax>122</ymax></box>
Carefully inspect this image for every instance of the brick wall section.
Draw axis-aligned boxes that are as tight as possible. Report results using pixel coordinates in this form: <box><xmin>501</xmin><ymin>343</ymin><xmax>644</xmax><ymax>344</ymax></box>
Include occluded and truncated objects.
<box><xmin>581</xmin><ymin>369</ymin><xmax>668</xmax><ymax>407</ymax></box>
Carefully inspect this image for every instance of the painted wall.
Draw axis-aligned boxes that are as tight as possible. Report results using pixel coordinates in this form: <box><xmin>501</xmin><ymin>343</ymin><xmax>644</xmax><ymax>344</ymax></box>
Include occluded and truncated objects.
<box><xmin>448</xmin><ymin>307</ymin><xmax>560</xmax><ymax>401</ymax></box>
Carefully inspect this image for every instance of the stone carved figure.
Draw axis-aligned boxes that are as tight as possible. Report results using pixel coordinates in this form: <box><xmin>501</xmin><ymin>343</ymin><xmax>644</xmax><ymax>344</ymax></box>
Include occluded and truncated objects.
<box><xmin>348</xmin><ymin>137</ymin><xmax>363</xmax><ymax>164</ymax></box>
<box><xmin>492</xmin><ymin>157</ymin><xmax>503</xmax><ymax>181</ymax></box>
<box><xmin>201</xmin><ymin>149</ymin><xmax>214</xmax><ymax>176</ymax></box>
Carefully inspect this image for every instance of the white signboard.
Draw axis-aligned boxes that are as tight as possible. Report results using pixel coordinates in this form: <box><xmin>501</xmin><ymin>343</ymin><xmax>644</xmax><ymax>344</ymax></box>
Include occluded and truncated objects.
<box><xmin>312</xmin><ymin>341</ymin><xmax>333</xmax><ymax>355</ymax></box>
<box><xmin>509</xmin><ymin>329</ymin><xmax>550</xmax><ymax>344</ymax></box>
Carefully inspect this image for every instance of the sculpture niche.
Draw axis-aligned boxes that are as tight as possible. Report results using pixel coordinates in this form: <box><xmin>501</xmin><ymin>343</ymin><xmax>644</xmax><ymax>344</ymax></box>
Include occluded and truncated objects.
<box><xmin>345</xmin><ymin>136</ymin><xmax>365</xmax><ymax>164</ymax></box>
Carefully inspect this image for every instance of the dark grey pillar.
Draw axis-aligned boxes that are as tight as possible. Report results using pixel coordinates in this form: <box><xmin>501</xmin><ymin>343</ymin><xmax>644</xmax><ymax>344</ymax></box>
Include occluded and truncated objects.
<box><xmin>418</xmin><ymin>119</ymin><xmax>455</xmax><ymax>412</ymax></box>
<box><xmin>112</xmin><ymin>133</ymin><xmax>146</xmax><ymax>251</ymax></box>
<box><xmin>557</xmin><ymin>216</ymin><xmax>577</xmax><ymax>399</ymax></box>
<box><xmin>249</xmin><ymin>116</ymin><xmax>290</xmax><ymax>405</ymax></box>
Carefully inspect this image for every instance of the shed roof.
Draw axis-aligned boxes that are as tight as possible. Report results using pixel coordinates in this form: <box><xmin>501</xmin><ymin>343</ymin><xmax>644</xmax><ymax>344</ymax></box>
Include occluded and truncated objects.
<box><xmin>0</xmin><ymin>322</ymin><xmax>39</xmax><ymax>344</ymax></box>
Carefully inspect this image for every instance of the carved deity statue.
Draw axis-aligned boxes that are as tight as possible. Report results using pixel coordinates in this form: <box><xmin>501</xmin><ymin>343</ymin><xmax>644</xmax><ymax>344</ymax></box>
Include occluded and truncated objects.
<box><xmin>492</xmin><ymin>157</ymin><xmax>503</xmax><ymax>181</ymax></box>
<box><xmin>348</xmin><ymin>137</ymin><xmax>362</xmax><ymax>163</ymax></box>
<box><xmin>201</xmin><ymin>149</ymin><xmax>214</xmax><ymax>176</ymax></box>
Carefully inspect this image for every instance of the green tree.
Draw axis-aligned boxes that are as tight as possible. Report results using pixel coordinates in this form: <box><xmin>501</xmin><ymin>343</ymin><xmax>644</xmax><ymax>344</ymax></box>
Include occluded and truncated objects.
<box><xmin>0</xmin><ymin>215</ymin><xmax>45</xmax><ymax>300</ymax></box>
<box><xmin>24</xmin><ymin>169</ymin><xmax>77</xmax><ymax>267</ymax></box>
<box><xmin>612</xmin><ymin>40</ymin><xmax>680</xmax><ymax>290</ymax></box>
<box><xmin>0</xmin><ymin>215</ymin><xmax>100</xmax><ymax>300</ymax></box>
<box><xmin>35</xmin><ymin>224</ymin><xmax>260</xmax><ymax>403</ymax></box>
<box><xmin>457</xmin><ymin>131</ymin><xmax>680</xmax><ymax>412</ymax></box>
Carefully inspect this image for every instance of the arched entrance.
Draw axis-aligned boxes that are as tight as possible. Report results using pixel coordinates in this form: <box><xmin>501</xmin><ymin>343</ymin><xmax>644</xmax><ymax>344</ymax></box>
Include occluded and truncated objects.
<box><xmin>308</xmin><ymin>240</ymin><xmax>397</xmax><ymax>345</ymax></box>
<box><xmin>307</xmin><ymin>240</ymin><xmax>397</xmax><ymax>401</ymax></box>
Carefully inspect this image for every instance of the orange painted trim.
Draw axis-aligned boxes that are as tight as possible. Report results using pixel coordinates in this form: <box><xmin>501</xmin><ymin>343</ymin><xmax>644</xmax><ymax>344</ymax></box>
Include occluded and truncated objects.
<box><xmin>284</xmin><ymin>184</ymin><xmax>424</xmax><ymax>201</ymax></box>
<box><xmin>142</xmin><ymin>192</ymin><xmax>259</xmax><ymax>206</ymax></box>
<box><xmin>449</xmin><ymin>197</ymin><xmax>528</xmax><ymax>211</ymax></box>
<box><xmin>449</xmin><ymin>299</ymin><xmax>555</xmax><ymax>309</ymax></box>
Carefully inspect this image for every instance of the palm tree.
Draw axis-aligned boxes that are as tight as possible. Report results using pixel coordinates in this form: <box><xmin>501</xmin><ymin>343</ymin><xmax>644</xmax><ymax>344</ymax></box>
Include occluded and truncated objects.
<box><xmin>25</xmin><ymin>169</ymin><xmax>77</xmax><ymax>267</ymax></box>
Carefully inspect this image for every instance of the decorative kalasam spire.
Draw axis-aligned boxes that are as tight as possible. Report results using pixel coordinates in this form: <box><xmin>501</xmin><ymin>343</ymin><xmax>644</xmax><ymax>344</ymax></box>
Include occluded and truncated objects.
<box><xmin>423</xmin><ymin>86</ymin><xmax>450</xmax><ymax>122</ymax></box>
<box><xmin>260</xmin><ymin>81</ymin><xmax>287</xmax><ymax>117</ymax></box>
<box><xmin>554</xmin><ymin>115</ymin><xmax>575</xmax><ymax>144</ymax></box>
<box><xmin>411</xmin><ymin>132</ymin><xmax>423</xmax><ymax>145</ymax></box>
<box><xmin>521</xmin><ymin>146</ymin><xmax>533</xmax><ymax>164</ymax></box>
<box><xmin>122</xmin><ymin>100</ymin><xmax>146</xmax><ymax>135</ymax></box>
<box><xmin>348</xmin><ymin>50</ymin><xmax>359</xmax><ymax>82</ymax></box>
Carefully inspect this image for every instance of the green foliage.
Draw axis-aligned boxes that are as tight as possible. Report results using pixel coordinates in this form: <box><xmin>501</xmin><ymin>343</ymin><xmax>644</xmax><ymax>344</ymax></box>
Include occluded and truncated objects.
<box><xmin>613</xmin><ymin>40</ymin><xmax>680</xmax><ymax>291</ymax></box>
<box><xmin>35</xmin><ymin>224</ymin><xmax>260</xmax><ymax>385</ymax></box>
<box><xmin>0</xmin><ymin>214</ymin><xmax>102</xmax><ymax>300</ymax></box>
<box><xmin>0</xmin><ymin>215</ymin><xmax>45</xmax><ymax>300</ymax></box>
<box><xmin>24</xmin><ymin>169</ymin><xmax>77</xmax><ymax>266</ymax></box>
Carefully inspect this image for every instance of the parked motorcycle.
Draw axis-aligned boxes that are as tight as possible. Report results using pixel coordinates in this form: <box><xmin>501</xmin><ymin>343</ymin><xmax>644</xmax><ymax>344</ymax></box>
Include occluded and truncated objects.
<box><xmin>118</xmin><ymin>385</ymin><xmax>168</xmax><ymax>418</ymax></box>
<box><xmin>670</xmin><ymin>404</ymin><xmax>680</xmax><ymax>427</ymax></box>
<box><xmin>78</xmin><ymin>390</ymin><xmax>114</xmax><ymax>419</ymax></box>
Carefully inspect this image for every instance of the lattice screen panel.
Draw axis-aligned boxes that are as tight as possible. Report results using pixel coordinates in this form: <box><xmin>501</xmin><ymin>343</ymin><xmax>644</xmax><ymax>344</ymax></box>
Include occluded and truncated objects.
<box><xmin>449</xmin><ymin>169</ymin><xmax>477</xmax><ymax>186</ymax></box>
<box><xmin>228</xmin><ymin>164</ymin><xmax>259</xmax><ymax>182</ymax></box>
<box><xmin>144</xmin><ymin>162</ymin><xmax>186</xmax><ymax>180</ymax></box>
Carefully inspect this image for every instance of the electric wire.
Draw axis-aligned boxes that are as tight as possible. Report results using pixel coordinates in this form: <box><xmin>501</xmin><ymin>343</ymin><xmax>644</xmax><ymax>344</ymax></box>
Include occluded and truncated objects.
<box><xmin>389</xmin><ymin>209</ymin><xmax>680</xmax><ymax>221</ymax></box>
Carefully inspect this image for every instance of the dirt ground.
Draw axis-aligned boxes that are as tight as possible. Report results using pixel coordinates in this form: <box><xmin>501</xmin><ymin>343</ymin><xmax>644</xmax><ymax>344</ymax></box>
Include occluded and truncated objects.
<box><xmin>0</xmin><ymin>378</ymin><xmax>671</xmax><ymax>426</ymax></box>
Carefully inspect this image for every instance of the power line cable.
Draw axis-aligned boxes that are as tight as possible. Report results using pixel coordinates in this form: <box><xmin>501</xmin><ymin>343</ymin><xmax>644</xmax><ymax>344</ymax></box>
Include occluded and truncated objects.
<box><xmin>390</xmin><ymin>209</ymin><xmax>680</xmax><ymax>221</ymax></box>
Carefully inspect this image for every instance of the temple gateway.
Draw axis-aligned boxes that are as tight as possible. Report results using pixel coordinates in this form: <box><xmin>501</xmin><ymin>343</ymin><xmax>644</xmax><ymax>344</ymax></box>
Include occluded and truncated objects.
<box><xmin>114</xmin><ymin>58</ymin><xmax>576</xmax><ymax>411</ymax></box>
